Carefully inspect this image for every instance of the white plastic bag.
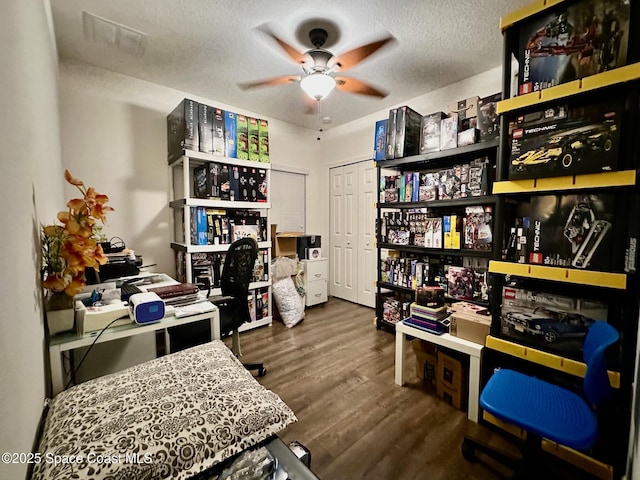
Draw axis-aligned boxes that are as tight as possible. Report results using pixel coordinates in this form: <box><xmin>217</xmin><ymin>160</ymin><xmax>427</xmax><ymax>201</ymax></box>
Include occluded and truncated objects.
<box><xmin>272</xmin><ymin>276</ymin><xmax>305</xmax><ymax>328</ymax></box>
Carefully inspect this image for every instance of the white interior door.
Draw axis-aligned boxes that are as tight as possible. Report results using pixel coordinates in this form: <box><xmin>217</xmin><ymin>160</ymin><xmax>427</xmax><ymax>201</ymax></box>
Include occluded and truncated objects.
<box><xmin>330</xmin><ymin>165</ymin><xmax>358</xmax><ymax>302</ymax></box>
<box><xmin>357</xmin><ymin>161</ymin><xmax>376</xmax><ymax>308</ymax></box>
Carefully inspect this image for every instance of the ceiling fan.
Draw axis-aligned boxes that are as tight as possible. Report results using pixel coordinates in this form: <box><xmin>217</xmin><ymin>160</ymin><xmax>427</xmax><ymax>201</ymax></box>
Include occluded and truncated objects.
<box><xmin>239</xmin><ymin>26</ymin><xmax>394</xmax><ymax>102</ymax></box>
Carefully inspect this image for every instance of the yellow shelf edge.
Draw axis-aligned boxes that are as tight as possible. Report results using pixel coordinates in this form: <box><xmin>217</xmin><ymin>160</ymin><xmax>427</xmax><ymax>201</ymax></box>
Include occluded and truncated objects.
<box><xmin>486</xmin><ymin>336</ymin><xmax>620</xmax><ymax>388</ymax></box>
<box><xmin>497</xmin><ymin>62</ymin><xmax>640</xmax><ymax>114</ymax></box>
<box><xmin>542</xmin><ymin>440</ymin><xmax>613</xmax><ymax>480</ymax></box>
<box><xmin>500</xmin><ymin>0</ymin><xmax>565</xmax><ymax>31</ymax></box>
<box><xmin>483</xmin><ymin>411</ymin><xmax>527</xmax><ymax>439</ymax></box>
<box><xmin>488</xmin><ymin>261</ymin><xmax>627</xmax><ymax>290</ymax></box>
<box><xmin>492</xmin><ymin>170</ymin><xmax>636</xmax><ymax>194</ymax></box>
<box><xmin>483</xmin><ymin>412</ymin><xmax>613</xmax><ymax>480</ymax></box>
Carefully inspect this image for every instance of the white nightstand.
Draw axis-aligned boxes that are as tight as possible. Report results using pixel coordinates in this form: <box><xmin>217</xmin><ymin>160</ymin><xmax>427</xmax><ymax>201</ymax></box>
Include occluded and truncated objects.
<box><xmin>301</xmin><ymin>258</ymin><xmax>328</xmax><ymax>307</ymax></box>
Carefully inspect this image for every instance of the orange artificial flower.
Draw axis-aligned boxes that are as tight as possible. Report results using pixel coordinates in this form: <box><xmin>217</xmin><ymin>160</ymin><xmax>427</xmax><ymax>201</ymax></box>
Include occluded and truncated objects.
<box><xmin>41</xmin><ymin>170</ymin><xmax>114</xmax><ymax>296</ymax></box>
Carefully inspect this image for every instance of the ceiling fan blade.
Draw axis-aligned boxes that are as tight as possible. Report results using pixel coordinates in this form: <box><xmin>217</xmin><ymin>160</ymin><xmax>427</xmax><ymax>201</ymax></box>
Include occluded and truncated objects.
<box><xmin>334</xmin><ymin>35</ymin><xmax>395</xmax><ymax>71</ymax></box>
<box><xmin>264</xmin><ymin>31</ymin><xmax>307</xmax><ymax>65</ymax></box>
<box><xmin>335</xmin><ymin>76</ymin><xmax>388</xmax><ymax>98</ymax></box>
<box><xmin>238</xmin><ymin>75</ymin><xmax>301</xmax><ymax>90</ymax></box>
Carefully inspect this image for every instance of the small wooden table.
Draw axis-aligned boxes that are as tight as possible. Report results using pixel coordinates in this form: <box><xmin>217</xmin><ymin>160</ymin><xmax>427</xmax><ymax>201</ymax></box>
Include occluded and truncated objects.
<box><xmin>395</xmin><ymin>320</ymin><xmax>484</xmax><ymax>422</ymax></box>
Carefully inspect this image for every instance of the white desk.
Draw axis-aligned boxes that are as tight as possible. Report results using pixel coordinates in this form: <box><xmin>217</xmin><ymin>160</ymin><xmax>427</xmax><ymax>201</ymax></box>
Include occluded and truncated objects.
<box><xmin>49</xmin><ymin>308</ymin><xmax>219</xmax><ymax>396</ymax></box>
<box><xmin>395</xmin><ymin>320</ymin><xmax>484</xmax><ymax>422</ymax></box>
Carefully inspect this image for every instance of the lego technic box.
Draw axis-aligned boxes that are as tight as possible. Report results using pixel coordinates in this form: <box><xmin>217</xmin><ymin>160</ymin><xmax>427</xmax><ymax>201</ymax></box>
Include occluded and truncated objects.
<box><xmin>500</xmin><ymin>286</ymin><xmax>608</xmax><ymax>359</ymax></box>
<box><xmin>527</xmin><ymin>193</ymin><xmax>615</xmax><ymax>271</ymax></box>
<box><xmin>508</xmin><ymin>100</ymin><xmax>622</xmax><ymax>180</ymax></box>
<box><xmin>517</xmin><ymin>0</ymin><xmax>631</xmax><ymax>95</ymax></box>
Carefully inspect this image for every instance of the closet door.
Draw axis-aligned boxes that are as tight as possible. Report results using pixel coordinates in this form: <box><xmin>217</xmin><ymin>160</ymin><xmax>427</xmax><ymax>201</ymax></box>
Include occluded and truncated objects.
<box><xmin>357</xmin><ymin>162</ymin><xmax>376</xmax><ymax>308</ymax></box>
<box><xmin>330</xmin><ymin>165</ymin><xmax>357</xmax><ymax>303</ymax></box>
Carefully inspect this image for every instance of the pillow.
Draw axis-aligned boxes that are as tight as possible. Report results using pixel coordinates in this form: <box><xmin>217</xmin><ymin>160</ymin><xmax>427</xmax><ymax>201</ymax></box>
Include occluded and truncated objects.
<box><xmin>32</xmin><ymin>341</ymin><xmax>296</xmax><ymax>480</ymax></box>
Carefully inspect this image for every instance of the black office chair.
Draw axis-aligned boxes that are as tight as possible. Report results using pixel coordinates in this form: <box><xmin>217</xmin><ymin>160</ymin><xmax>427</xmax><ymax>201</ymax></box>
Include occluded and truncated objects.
<box><xmin>462</xmin><ymin>321</ymin><xmax>619</xmax><ymax>479</ymax></box>
<box><xmin>168</xmin><ymin>237</ymin><xmax>266</xmax><ymax>376</ymax></box>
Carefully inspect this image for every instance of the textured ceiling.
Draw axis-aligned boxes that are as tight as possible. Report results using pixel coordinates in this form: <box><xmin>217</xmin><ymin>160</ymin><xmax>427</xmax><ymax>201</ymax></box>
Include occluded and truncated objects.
<box><xmin>51</xmin><ymin>0</ymin><xmax>531</xmax><ymax>131</ymax></box>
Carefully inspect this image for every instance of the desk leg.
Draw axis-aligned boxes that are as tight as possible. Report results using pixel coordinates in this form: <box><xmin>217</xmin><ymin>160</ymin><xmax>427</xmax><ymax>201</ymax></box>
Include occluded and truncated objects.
<box><xmin>467</xmin><ymin>354</ymin><xmax>481</xmax><ymax>423</ymax></box>
<box><xmin>49</xmin><ymin>345</ymin><xmax>64</xmax><ymax>397</ymax></box>
<box><xmin>210</xmin><ymin>310</ymin><xmax>220</xmax><ymax>341</ymax></box>
<box><xmin>395</xmin><ymin>330</ymin><xmax>406</xmax><ymax>386</ymax></box>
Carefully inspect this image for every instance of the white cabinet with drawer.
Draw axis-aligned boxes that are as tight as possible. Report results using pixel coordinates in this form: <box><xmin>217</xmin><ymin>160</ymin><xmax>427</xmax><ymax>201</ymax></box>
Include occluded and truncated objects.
<box><xmin>301</xmin><ymin>258</ymin><xmax>328</xmax><ymax>307</ymax></box>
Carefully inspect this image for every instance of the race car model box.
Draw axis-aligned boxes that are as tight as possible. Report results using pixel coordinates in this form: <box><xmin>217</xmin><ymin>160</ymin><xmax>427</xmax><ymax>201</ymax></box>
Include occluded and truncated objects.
<box><xmin>517</xmin><ymin>0</ymin><xmax>631</xmax><ymax>95</ymax></box>
<box><xmin>527</xmin><ymin>193</ymin><xmax>615</xmax><ymax>271</ymax></box>
<box><xmin>508</xmin><ymin>99</ymin><xmax>622</xmax><ymax>180</ymax></box>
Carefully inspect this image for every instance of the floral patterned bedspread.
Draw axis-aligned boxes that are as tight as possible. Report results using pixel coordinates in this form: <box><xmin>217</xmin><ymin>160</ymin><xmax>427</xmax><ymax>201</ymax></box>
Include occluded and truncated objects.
<box><xmin>33</xmin><ymin>341</ymin><xmax>296</xmax><ymax>480</ymax></box>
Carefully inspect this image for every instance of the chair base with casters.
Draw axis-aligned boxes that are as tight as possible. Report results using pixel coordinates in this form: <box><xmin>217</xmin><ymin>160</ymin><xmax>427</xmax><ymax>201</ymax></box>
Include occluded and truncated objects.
<box><xmin>211</xmin><ymin>294</ymin><xmax>267</xmax><ymax>377</ymax></box>
<box><xmin>462</xmin><ymin>322</ymin><xmax>619</xmax><ymax>480</ymax></box>
<box><xmin>168</xmin><ymin>238</ymin><xmax>266</xmax><ymax>377</ymax></box>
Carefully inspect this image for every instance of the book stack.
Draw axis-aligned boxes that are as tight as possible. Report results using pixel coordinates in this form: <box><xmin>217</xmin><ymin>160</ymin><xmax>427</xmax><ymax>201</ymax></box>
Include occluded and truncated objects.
<box><xmin>404</xmin><ymin>302</ymin><xmax>450</xmax><ymax>335</ymax></box>
<box><xmin>147</xmin><ymin>283</ymin><xmax>201</xmax><ymax>307</ymax></box>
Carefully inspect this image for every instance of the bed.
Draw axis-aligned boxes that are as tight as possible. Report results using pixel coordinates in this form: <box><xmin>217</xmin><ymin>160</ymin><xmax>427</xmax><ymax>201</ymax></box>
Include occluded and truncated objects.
<box><xmin>32</xmin><ymin>340</ymin><xmax>297</xmax><ymax>480</ymax></box>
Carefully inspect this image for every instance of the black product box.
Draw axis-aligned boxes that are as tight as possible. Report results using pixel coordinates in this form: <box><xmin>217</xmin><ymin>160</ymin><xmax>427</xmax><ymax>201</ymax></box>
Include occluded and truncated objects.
<box><xmin>228</xmin><ymin>165</ymin><xmax>240</xmax><ymax>201</ymax></box>
<box><xmin>198</xmin><ymin>103</ymin><xmax>213</xmax><ymax>154</ymax></box>
<box><xmin>463</xmin><ymin>205</ymin><xmax>493</xmax><ymax>251</ymax></box>
<box><xmin>256</xmin><ymin>168</ymin><xmax>268</xmax><ymax>202</ymax></box>
<box><xmin>238</xmin><ymin>166</ymin><xmax>251</xmax><ymax>201</ymax></box>
<box><xmin>448</xmin><ymin>96</ymin><xmax>479</xmax><ymax>131</ymax></box>
<box><xmin>167</xmin><ymin>98</ymin><xmax>199</xmax><ymax>164</ymax></box>
<box><xmin>236</xmin><ymin>114</ymin><xmax>249</xmax><ymax>160</ymax></box>
<box><xmin>248</xmin><ymin>117</ymin><xmax>260</xmax><ymax>162</ymax></box>
<box><xmin>477</xmin><ymin>93</ymin><xmax>501</xmax><ymax>141</ymax></box>
<box><xmin>420</xmin><ymin>112</ymin><xmax>447</xmax><ymax>153</ymax></box>
<box><xmin>212</xmin><ymin>107</ymin><xmax>225</xmax><ymax>156</ymax></box>
<box><xmin>219</xmin><ymin>165</ymin><xmax>231</xmax><ymax>201</ymax></box>
<box><xmin>509</xmin><ymin>100</ymin><xmax>622</xmax><ymax>180</ymax></box>
<box><xmin>528</xmin><ymin>193</ymin><xmax>615</xmax><ymax>271</ymax></box>
<box><xmin>248</xmin><ymin>167</ymin><xmax>259</xmax><ymax>202</ymax></box>
<box><xmin>415</xmin><ymin>286</ymin><xmax>445</xmax><ymax>308</ymax></box>
<box><xmin>374</xmin><ymin>119</ymin><xmax>387</xmax><ymax>161</ymax></box>
<box><xmin>296</xmin><ymin>235</ymin><xmax>321</xmax><ymax>260</ymax></box>
<box><xmin>386</xmin><ymin>109</ymin><xmax>397</xmax><ymax>160</ymax></box>
<box><xmin>501</xmin><ymin>286</ymin><xmax>608</xmax><ymax>360</ymax></box>
<box><xmin>193</xmin><ymin>162</ymin><xmax>223</xmax><ymax>199</ymax></box>
<box><xmin>395</xmin><ymin>105</ymin><xmax>422</xmax><ymax>158</ymax></box>
<box><xmin>517</xmin><ymin>0</ymin><xmax>631</xmax><ymax>96</ymax></box>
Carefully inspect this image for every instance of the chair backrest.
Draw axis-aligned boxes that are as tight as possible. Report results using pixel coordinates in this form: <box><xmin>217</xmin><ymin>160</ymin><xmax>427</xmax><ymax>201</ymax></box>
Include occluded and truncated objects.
<box><xmin>582</xmin><ymin>321</ymin><xmax>619</xmax><ymax>407</ymax></box>
<box><xmin>220</xmin><ymin>237</ymin><xmax>259</xmax><ymax>302</ymax></box>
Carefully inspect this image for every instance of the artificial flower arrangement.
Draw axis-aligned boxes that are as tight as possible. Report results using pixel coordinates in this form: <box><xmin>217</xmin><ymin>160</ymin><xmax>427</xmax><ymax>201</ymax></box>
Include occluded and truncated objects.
<box><xmin>41</xmin><ymin>170</ymin><xmax>114</xmax><ymax>297</ymax></box>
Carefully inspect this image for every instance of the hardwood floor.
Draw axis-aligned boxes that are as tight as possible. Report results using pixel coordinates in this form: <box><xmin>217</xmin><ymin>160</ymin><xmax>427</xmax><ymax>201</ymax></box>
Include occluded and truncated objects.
<box><xmin>232</xmin><ymin>297</ymin><xmax>510</xmax><ymax>480</ymax></box>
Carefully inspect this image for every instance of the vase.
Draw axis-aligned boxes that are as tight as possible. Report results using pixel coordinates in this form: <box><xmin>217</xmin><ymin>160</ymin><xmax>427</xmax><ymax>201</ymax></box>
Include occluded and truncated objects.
<box><xmin>45</xmin><ymin>292</ymin><xmax>75</xmax><ymax>336</ymax></box>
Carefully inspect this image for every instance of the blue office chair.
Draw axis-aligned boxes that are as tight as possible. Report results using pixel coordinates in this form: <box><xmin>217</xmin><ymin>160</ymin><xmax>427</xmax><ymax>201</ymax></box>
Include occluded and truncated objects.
<box><xmin>462</xmin><ymin>321</ymin><xmax>619</xmax><ymax>478</ymax></box>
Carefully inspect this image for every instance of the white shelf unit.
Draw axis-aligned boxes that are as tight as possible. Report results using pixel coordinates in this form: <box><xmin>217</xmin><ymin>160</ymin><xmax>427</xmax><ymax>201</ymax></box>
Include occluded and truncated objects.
<box><xmin>169</xmin><ymin>150</ymin><xmax>273</xmax><ymax>332</ymax></box>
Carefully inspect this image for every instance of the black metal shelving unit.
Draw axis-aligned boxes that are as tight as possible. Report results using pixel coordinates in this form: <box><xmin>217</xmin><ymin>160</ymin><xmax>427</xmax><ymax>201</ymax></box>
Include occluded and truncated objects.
<box><xmin>375</xmin><ymin>140</ymin><xmax>502</xmax><ymax>332</ymax></box>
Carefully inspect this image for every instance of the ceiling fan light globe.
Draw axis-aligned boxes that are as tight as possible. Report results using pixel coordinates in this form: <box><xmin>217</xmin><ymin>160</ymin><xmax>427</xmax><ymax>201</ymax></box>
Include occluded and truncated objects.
<box><xmin>300</xmin><ymin>73</ymin><xmax>336</xmax><ymax>101</ymax></box>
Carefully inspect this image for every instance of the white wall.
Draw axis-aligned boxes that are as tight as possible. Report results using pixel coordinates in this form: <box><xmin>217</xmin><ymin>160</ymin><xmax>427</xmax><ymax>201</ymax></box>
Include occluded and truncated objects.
<box><xmin>57</xmin><ymin>62</ymin><xmax>323</xmax><ymax>379</ymax></box>
<box><xmin>0</xmin><ymin>1</ymin><xmax>64</xmax><ymax>478</ymax></box>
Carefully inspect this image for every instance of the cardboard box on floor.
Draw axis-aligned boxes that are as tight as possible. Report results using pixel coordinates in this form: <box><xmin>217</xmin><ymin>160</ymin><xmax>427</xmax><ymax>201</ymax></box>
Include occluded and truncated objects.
<box><xmin>436</xmin><ymin>348</ymin><xmax>469</xmax><ymax>411</ymax></box>
<box><xmin>412</xmin><ymin>339</ymin><xmax>437</xmax><ymax>389</ymax></box>
<box><xmin>271</xmin><ymin>224</ymin><xmax>303</xmax><ymax>258</ymax></box>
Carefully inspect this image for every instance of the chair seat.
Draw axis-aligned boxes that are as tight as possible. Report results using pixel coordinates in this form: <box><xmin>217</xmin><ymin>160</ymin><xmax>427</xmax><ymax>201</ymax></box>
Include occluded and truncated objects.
<box><xmin>480</xmin><ymin>369</ymin><xmax>598</xmax><ymax>451</ymax></box>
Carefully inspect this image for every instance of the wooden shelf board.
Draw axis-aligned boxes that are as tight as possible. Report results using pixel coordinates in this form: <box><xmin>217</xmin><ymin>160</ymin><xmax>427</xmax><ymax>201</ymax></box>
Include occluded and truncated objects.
<box><xmin>488</xmin><ymin>261</ymin><xmax>627</xmax><ymax>289</ymax></box>
<box><xmin>500</xmin><ymin>0</ymin><xmax>565</xmax><ymax>31</ymax></box>
<box><xmin>485</xmin><ymin>336</ymin><xmax>620</xmax><ymax>388</ymax></box>
<box><xmin>492</xmin><ymin>170</ymin><xmax>636</xmax><ymax>194</ymax></box>
<box><xmin>497</xmin><ymin>63</ymin><xmax>640</xmax><ymax>114</ymax></box>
